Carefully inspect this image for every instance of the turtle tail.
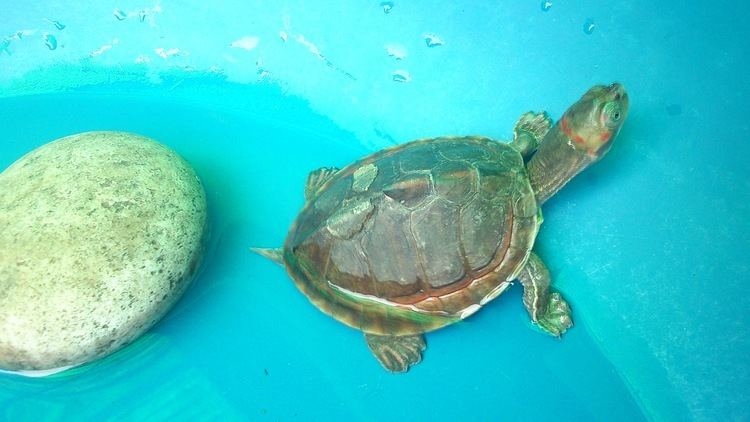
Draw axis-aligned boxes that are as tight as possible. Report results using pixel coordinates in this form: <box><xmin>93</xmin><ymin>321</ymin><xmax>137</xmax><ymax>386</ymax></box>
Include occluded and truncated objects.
<box><xmin>250</xmin><ymin>247</ymin><xmax>285</xmax><ymax>266</ymax></box>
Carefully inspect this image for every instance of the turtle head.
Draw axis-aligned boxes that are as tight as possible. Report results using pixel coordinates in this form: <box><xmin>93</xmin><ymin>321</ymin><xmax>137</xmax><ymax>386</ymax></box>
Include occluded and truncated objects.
<box><xmin>560</xmin><ymin>82</ymin><xmax>629</xmax><ymax>161</ymax></box>
<box><xmin>527</xmin><ymin>83</ymin><xmax>629</xmax><ymax>205</ymax></box>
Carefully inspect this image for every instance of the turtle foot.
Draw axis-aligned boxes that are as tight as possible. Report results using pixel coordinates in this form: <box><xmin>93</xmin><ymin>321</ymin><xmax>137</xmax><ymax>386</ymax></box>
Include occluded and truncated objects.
<box><xmin>515</xmin><ymin>111</ymin><xmax>552</xmax><ymax>139</ymax></box>
<box><xmin>535</xmin><ymin>292</ymin><xmax>573</xmax><ymax>337</ymax></box>
<box><xmin>512</xmin><ymin>111</ymin><xmax>552</xmax><ymax>157</ymax></box>
<box><xmin>365</xmin><ymin>333</ymin><xmax>426</xmax><ymax>373</ymax></box>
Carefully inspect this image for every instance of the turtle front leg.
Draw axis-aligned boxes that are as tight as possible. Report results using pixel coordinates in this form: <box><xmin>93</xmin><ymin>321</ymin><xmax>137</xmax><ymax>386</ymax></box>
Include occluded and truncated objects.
<box><xmin>517</xmin><ymin>252</ymin><xmax>573</xmax><ymax>337</ymax></box>
<box><xmin>511</xmin><ymin>111</ymin><xmax>552</xmax><ymax>159</ymax></box>
<box><xmin>305</xmin><ymin>167</ymin><xmax>340</xmax><ymax>200</ymax></box>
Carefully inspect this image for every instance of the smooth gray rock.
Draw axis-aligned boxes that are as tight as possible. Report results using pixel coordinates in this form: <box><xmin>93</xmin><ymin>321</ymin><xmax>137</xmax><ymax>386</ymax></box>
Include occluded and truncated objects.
<box><xmin>0</xmin><ymin>131</ymin><xmax>207</xmax><ymax>373</ymax></box>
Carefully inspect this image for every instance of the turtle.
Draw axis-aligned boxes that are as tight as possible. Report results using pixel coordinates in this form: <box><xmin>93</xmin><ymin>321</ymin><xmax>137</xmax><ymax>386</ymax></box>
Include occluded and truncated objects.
<box><xmin>254</xmin><ymin>83</ymin><xmax>629</xmax><ymax>372</ymax></box>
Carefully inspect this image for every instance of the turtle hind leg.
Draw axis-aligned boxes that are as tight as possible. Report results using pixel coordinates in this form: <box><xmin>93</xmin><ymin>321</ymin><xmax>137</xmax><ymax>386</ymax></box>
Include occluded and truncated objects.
<box><xmin>517</xmin><ymin>252</ymin><xmax>573</xmax><ymax>337</ymax></box>
<box><xmin>305</xmin><ymin>167</ymin><xmax>340</xmax><ymax>200</ymax></box>
<box><xmin>511</xmin><ymin>111</ymin><xmax>552</xmax><ymax>159</ymax></box>
<box><xmin>365</xmin><ymin>333</ymin><xmax>426</xmax><ymax>373</ymax></box>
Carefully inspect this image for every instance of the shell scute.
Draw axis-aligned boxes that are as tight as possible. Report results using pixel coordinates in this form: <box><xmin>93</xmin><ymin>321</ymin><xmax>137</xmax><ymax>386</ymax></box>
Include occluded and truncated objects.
<box><xmin>360</xmin><ymin>197</ymin><xmax>421</xmax><ymax>294</ymax></box>
<box><xmin>512</xmin><ymin>175</ymin><xmax>537</xmax><ymax>218</ymax></box>
<box><xmin>327</xmin><ymin>239</ymin><xmax>373</xmax><ymax>295</ymax></box>
<box><xmin>396</xmin><ymin>143</ymin><xmax>440</xmax><ymax>173</ymax></box>
<box><xmin>460</xmin><ymin>195</ymin><xmax>510</xmax><ymax>271</ymax></box>
<box><xmin>411</xmin><ymin>198</ymin><xmax>465</xmax><ymax>287</ymax></box>
<box><xmin>326</xmin><ymin>197</ymin><xmax>374</xmax><ymax>239</ymax></box>
<box><xmin>383</xmin><ymin>173</ymin><xmax>433</xmax><ymax>209</ymax></box>
<box><xmin>436</xmin><ymin>137</ymin><xmax>493</xmax><ymax>161</ymax></box>
<box><xmin>432</xmin><ymin>160</ymin><xmax>478</xmax><ymax>205</ymax></box>
<box><xmin>366</xmin><ymin>155</ymin><xmax>402</xmax><ymax>193</ymax></box>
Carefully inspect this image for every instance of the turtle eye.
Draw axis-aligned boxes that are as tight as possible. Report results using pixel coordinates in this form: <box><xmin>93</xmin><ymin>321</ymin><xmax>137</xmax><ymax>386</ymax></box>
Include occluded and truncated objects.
<box><xmin>603</xmin><ymin>102</ymin><xmax>622</xmax><ymax>126</ymax></box>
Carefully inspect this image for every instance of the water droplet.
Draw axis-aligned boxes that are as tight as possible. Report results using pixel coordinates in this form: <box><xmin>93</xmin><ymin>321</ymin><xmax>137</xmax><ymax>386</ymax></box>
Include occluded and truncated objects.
<box><xmin>541</xmin><ymin>1</ymin><xmax>552</xmax><ymax>11</ymax></box>
<box><xmin>113</xmin><ymin>9</ymin><xmax>127</xmax><ymax>21</ymax></box>
<box><xmin>230</xmin><ymin>36</ymin><xmax>260</xmax><ymax>51</ymax></box>
<box><xmin>155</xmin><ymin>47</ymin><xmax>180</xmax><ymax>59</ymax></box>
<box><xmin>392</xmin><ymin>70</ymin><xmax>411</xmax><ymax>83</ymax></box>
<box><xmin>42</xmin><ymin>33</ymin><xmax>57</xmax><ymax>50</ymax></box>
<box><xmin>12</xmin><ymin>30</ymin><xmax>35</xmax><ymax>40</ymax></box>
<box><xmin>583</xmin><ymin>19</ymin><xmax>595</xmax><ymax>34</ymax></box>
<box><xmin>256</xmin><ymin>58</ymin><xmax>269</xmax><ymax>78</ymax></box>
<box><xmin>279</xmin><ymin>31</ymin><xmax>288</xmax><ymax>42</ymax></box>
<box><xmin>46</xmin><ymin>19</ymin><xmax>66</xmax><ymax>30</ymax></box>
<box><xmin>385</xmin><ymin>44</ymin><xmax>407</xmax><ymax>60</ymax></box>
<box><xmin>1</xmin><ymin>38</ymin><xmax>11</xmax><ymax>55</ymax></box>
<box><xmin>380</xmin><ymin>2</ymin><xmax>394</xmax><ymax>14</ymax></box>
<box><xmin>424</xmin><ymin>33</ymin><xmax>444</xmax><ymax>47</ymax></box>
<box><xmin>90</xmin><ymin>39</ymin><xmax>118</xmax><ymax>57</ymax></box>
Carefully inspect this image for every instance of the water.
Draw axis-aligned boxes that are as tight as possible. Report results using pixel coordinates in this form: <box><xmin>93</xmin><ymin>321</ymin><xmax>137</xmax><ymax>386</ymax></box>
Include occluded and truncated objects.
<box><xmin>1</xmin><ymin>1</ymin><xmax>749</xmax><ymax>420</ymax></box>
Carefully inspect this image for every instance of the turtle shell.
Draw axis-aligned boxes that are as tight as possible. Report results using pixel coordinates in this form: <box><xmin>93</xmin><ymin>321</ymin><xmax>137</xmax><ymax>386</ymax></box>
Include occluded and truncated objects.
<box><xmin>284</xmin><ymin>136</ymin><xmax>539</xmax><ymax>335</ymax></box>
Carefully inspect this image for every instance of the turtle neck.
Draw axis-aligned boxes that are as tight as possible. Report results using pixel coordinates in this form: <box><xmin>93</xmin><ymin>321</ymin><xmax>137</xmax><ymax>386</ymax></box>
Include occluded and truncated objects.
<box><xmin>526</xmin><ymin>123</ymin><xmax>594</xmax><ymax>205</ymax></box>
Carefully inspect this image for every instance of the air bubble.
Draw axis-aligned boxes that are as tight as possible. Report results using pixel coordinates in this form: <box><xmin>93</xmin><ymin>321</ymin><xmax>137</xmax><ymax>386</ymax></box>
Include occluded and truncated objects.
<box><xmin>380</xmin><ymin>2</ymin><xmax>394</xmax><ymax>14</ymax></box>
<box><xmin>541</xmin><ymin>1</ymin><xmax>552</xmax><ymax>11</ymax></box>
<box><xmin>43</xmin><ymin>33</ymin><xmax>57</xmax><ymax>50</ymax></box>
<box><xmin>583</xmin><ymin>19</ymin><xmax>595</xmax><ymax>34</ymax></box>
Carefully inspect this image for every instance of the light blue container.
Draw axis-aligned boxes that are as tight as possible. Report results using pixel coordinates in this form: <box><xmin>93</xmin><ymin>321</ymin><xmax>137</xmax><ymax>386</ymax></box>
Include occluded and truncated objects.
<box><xmin>1</xmin><ymin>1</ymin><xmax>748</xmax><ymax>420</ymax></box>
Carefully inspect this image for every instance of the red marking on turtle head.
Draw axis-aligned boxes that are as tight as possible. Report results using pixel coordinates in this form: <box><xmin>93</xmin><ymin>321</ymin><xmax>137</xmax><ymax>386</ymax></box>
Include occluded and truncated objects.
<box><xmin>561</xmin><ymin>116</ymin><xmax>585</xmax><ymax>145</ymax></box>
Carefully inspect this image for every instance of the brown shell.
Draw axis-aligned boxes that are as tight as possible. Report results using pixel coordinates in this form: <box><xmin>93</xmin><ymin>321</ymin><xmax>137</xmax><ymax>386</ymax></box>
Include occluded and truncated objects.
<box><xmin>284</xmin><ymin>136</ymin><xmax>539</xmax><ymax>335</ymax></box>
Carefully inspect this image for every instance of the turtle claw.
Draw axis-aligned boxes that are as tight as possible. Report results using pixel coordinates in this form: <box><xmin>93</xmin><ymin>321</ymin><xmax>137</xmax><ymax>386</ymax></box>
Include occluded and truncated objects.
<box><xmin>535</xmin><ymin>293</ymin><xmax>573</xmax><ymax>337</ymax></box>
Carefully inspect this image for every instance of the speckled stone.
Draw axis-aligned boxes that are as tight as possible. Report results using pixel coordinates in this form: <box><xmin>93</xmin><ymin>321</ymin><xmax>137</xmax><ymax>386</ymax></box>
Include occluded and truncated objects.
<box><xmin>0</xmin><ymin>131</ymin><xmax>207</xmax><ymax>373</ymax></box>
